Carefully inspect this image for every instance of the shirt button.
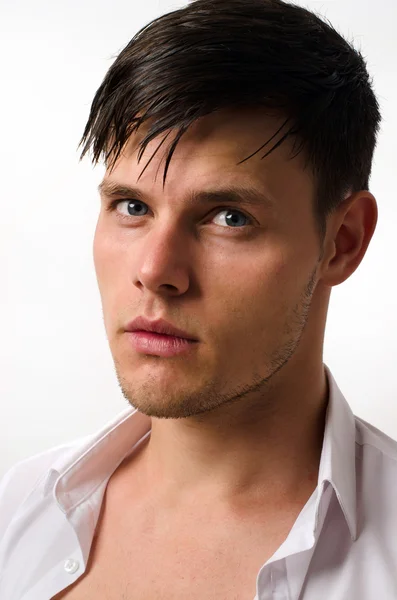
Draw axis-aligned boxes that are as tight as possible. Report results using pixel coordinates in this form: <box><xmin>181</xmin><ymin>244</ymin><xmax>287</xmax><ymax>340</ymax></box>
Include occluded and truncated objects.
<box><xmin>64</xmin><ymin>558</ymin><xmax>79</xmax><ymax>574</ymax></box>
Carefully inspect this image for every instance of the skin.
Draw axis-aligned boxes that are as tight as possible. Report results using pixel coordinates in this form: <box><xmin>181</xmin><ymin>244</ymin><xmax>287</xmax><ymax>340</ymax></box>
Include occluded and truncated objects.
<box><xmin>93</xmin><ymin>107</ymin><xmax>377</xmax><ymax>516</ymax></box>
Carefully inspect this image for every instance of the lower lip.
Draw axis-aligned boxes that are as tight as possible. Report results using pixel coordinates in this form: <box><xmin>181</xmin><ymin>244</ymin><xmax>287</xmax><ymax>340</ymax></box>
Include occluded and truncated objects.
<box><xmin>126</xmin><ymin>331</ymin><xmax>198</xmax><ymax>357</ymax></box>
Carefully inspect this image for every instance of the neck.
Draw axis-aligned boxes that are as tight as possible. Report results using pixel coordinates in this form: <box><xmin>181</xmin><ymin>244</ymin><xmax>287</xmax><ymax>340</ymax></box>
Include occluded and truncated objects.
<box><xmin>131</xmin><ymin>361</ymin><xmax>329</xmax><ymax>512</ymax></box>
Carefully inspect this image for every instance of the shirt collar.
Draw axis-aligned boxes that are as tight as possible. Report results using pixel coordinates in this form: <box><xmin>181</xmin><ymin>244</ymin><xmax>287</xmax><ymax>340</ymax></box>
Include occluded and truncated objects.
<box><xmin>43</xmin><ymin>363</ymin><xmax>357</xmax><ymax>541</ymax></box>
<box><xmin>318</xmin><ymin>364</ymin><xmax>357</xmax><ymax>541</ymax></box>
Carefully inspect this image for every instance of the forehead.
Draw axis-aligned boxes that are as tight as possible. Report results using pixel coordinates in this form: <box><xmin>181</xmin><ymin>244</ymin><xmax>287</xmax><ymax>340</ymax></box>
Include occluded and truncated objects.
<box><xmin>107</xmin><ymin>108</ymin><xmax>312</xmax><ymax>209</ymax></box>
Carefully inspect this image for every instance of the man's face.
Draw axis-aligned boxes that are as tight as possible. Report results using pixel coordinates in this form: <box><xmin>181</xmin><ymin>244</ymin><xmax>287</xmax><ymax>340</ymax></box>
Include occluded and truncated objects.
<box><xmin>94</xmin><ymin>108</ymin><xmax>325</xmax><ymax>420</ymax></box>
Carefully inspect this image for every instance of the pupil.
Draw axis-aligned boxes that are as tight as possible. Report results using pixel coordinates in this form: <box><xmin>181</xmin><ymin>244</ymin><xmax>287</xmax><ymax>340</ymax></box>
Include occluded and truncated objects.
<box><xmin>128</xmin><ymin>201</ymin><xmax>144</xmax><ymax>215</ymax></box>
<box><xmin>227</xmin><ymin>212</ymin><xmax>243</xmax><ymax>226</ymax></box>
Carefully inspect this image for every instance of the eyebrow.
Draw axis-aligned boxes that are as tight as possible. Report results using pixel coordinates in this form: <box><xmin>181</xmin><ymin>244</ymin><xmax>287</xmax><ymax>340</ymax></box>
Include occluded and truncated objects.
<box><xmin>98</xmin><ymin>180</ymin><xmax>275</xmax><ymax>211</ymax></box>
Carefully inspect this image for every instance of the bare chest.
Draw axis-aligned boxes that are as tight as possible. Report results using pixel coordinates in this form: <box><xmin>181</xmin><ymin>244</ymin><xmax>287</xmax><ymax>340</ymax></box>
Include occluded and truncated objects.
<box><xmin>52</xmin><ymin>541</ymin><xmax>271</xmax><ymax>600</ymax></box>
<box><xmin>51</xmin><ymin>499</ymin><xmax>296</xmax><ymax>600</ymax></box>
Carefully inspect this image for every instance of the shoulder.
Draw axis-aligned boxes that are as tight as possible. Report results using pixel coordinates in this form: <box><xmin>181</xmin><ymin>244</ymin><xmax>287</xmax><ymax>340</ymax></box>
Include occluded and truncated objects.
<box><xmin>355</xmin><ymin>415</ymin><xmax>397</xmax><ymax>492</ymax></box>
<box><xmin>355</xmin><ymin>415</ymin><xmax>397</xmax><ymax>462</ymax></box>
<box><xmin>0</xmin><ymin>436</ymin><xmax>91</xmax><ymax>537</ymax></box>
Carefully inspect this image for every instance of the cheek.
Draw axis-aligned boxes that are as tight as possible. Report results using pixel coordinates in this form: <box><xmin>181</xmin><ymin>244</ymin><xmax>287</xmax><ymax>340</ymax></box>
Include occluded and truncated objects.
<box><xmin>209</xmin><ymin>250</ymin><xmax>289</xmax><ymax>322</ymax></box>
<box><xmin>93</xmin><ymin>224</ymin><xmax>121</xmax><ymax>284</ymax></box>
<box><xmin>246</xmin><ymin>254</ymin><xmax>297</xmax><ymax>326</ymax></box>
<box><xmin>93</xmin><ymin>218</ymin><xmax>105</xmax><ymax>272</ymax></box>
<box><xmin>93</xmin><ymin>230</ymin><xmax>124</xmax><ymax>334</ymax></box>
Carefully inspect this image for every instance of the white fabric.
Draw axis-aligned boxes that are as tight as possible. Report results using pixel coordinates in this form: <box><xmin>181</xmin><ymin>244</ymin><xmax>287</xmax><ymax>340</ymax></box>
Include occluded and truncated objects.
<box><xmin>1</xmin><ymin>363</ymin><xmax>397</xmax><ymax>599</ymax></box>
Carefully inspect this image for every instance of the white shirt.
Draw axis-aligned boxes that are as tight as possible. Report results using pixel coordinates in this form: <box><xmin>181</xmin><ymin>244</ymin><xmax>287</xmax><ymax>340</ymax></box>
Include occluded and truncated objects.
<box><xmin>1</xmin><ymin>363</ymin><xmax>397</xmax><ymax>600</ymax></box>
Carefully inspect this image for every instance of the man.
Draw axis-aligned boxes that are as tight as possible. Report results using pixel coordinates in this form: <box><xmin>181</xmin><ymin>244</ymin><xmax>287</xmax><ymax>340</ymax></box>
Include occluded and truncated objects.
<box><xmin>1</xmin><ymin>0</ymin><xmax>396</xmax><ymax>598</ymax></box>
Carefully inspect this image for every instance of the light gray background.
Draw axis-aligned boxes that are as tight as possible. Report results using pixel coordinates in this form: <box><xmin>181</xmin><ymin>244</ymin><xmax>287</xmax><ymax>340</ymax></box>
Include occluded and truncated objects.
<box><xmin>0</xmin><ymin>0</ymin><xmax>396</xmax><ymax>475</ymax></box>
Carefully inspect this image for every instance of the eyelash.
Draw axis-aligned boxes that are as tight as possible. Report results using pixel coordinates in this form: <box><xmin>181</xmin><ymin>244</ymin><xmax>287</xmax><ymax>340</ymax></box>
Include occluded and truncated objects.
<box><xmin>105</xmin><ymin>199</ymin><xmax>255</xmax><ymax>230</ymax></box>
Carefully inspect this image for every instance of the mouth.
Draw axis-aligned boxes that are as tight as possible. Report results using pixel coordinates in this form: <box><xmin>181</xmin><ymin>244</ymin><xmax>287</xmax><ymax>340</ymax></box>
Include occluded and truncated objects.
<box><xmin>125</xmin><ymin>316</ymin><xmax>198</xmax><ymax>342</ymax></box>
<box><xmin>126</xmin><ymin>330</ymin><xmax>198</xmax><ymax>357</ymax></box>
<box><xmin>136</xmin><ymin>330</ymin><xmax>189</xmax><ymax>340</ymax></box>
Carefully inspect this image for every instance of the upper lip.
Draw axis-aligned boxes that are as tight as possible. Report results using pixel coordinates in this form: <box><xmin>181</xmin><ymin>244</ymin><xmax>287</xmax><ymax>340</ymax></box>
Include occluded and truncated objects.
<box><xmin>125</xmin><ymin>316</ymin><xmax>198</xmax><ymax>341</ymax></box>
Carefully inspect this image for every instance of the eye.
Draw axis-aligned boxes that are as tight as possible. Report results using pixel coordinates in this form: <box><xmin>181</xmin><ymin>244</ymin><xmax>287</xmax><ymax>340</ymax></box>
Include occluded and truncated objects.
<box><xmin>106</xmin><ymin>199</ymin><xmax>254</xmax><ymax>229</ymax></box>
<box><xmin>211</xmin><ymin>208</ymin><xmax>252</xmax><ymax>228</ymax></box>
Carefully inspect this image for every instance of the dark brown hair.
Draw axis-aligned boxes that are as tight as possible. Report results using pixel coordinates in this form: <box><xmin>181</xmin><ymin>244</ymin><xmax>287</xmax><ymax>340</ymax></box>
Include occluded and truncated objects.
<box><xmin>78</xmin><ymin>0</ymin><xmax>381</xmax><ymax>249</ymax></box>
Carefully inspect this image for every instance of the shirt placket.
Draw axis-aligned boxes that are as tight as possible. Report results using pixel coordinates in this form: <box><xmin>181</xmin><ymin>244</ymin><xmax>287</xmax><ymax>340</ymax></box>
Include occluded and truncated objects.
<box><xmin>256</xmin><ymin>560</ymin><xmax>290</xmax><ymax>600</ymax></box>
